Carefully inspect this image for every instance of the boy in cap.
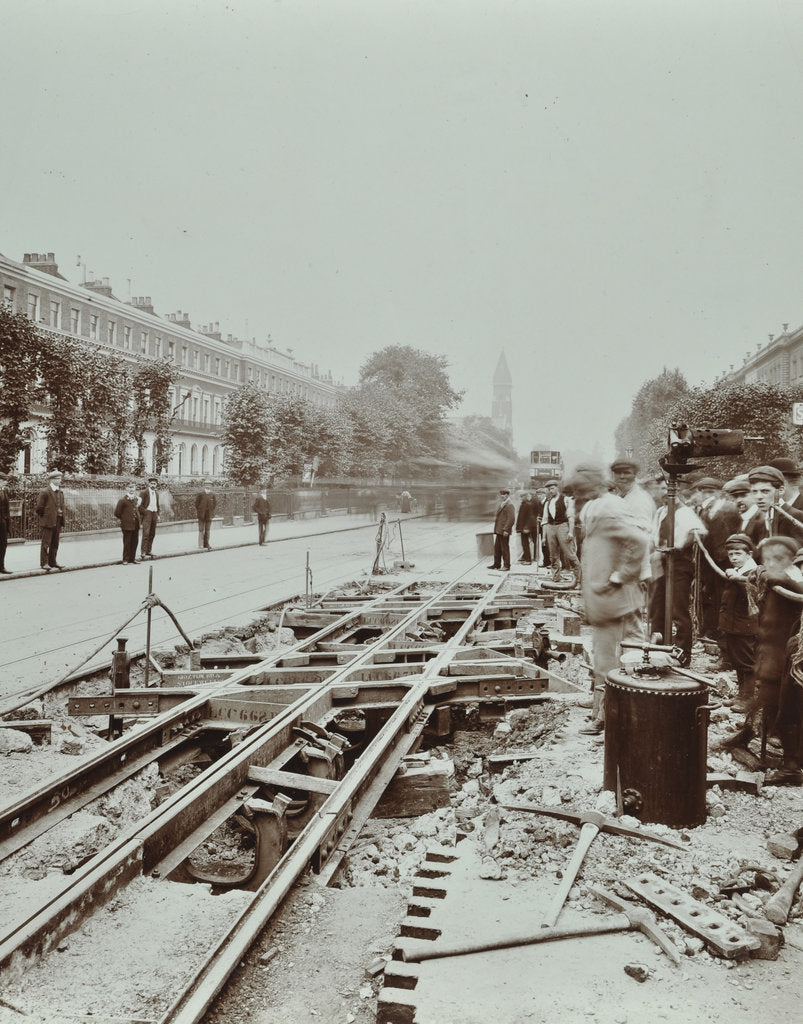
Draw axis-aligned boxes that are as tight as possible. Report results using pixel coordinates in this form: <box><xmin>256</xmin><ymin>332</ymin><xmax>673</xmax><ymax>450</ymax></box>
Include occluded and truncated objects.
<box><xmin>35</xmin><ymin>470</ymin><xmax>66</xmax><ymax>570</ymax></box>
<box><xmin>720</xmin><ymin>535</ymin><xmax>803</xmax><ymax>784</ymax></box>
<box><xmin>488</xmin><ymin>488</ymin><xmax>515</xmax><ymax>570</ymax></box>
<box><xmin>719</xmin><ymin>534</ymin><xmax>758</xmax><ymax>709</ymax></box>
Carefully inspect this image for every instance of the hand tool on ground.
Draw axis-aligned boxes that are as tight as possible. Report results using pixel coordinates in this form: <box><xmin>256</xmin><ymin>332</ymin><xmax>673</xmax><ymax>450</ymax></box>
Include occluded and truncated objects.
<box><xmin>400</xmin><ymin>885</ymin><xmax>679</xmax><ymax>964</ymax></box>
<box><xmin>500</xmin><ymin>803</ymin><xmax>686</xmax><ymax>929</ymax></box>
<box><xmin>764</xmin><ymin>856</ymin><xmax>803</xmax><ymax>925</ymax></box>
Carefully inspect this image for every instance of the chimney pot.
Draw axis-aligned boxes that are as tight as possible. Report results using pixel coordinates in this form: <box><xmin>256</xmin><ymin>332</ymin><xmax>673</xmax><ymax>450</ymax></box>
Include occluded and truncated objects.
<box><xmin>47</xmin><ymin>252</ymin><xmax>54</xmax><ymax>261</ymax></box>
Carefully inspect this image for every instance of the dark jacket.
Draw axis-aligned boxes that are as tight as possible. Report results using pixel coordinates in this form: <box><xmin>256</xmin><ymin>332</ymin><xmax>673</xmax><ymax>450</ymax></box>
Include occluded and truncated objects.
<box><xmin>195</xmin><ymin>491</ymin><xmax>217</xmax><ymax>520</ymax></box>
<box><xmin>754</xmin><ymin>569</ymin><xmax>803</xmax><ymax>681</ymax></box>
<box><xmin>114</xmin><ymin>495</ymin><xmax>141</xmax><ymax>531</ymax></box>
<box><xmin>719</xmin><ymin>570</ymin><xmax>758</xmax><ymax>636</ymax></box>
<box><xmin>700</xmin><ymin>497</ymin><xmax>741</xmax><ymax>564</ymax></box>
<box><xmin>516</xmin><ymin>497</ymin><xmax>542</xmax><ymax>533</ymax></box>
<box><xmin>35</xmin><ymin>486</ymin><xmax>65</xmax><ymax>528</ymax></box>
<box><xmin>0</xmin><ymin>490</ymin><xmax>9</xmax><ymax>528</ymax></box>
<box><xmin>253</xmin><ymin>496</ymin><xmax>271</xmax><ymax>519</ymax></box>
<box><xmin>494</xmin><ymin>499</ymin><xmax>515</xmax><ymax>535</ymax></box>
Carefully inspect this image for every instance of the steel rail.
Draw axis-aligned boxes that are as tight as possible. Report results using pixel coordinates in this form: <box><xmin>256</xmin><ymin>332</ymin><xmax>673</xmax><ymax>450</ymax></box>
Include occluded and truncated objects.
<box><xmin>160</xmin><ymin>573</ymin><xmax>505</xmax><ymax>1024</ymax></box>
<box><xmin>0</xmin><ymin>579</ymin><xmax>421</xmax><ymax>862</ymax></box>
<box><xmin>0</xmin><ymin>570</ymin><xmax>487</xmax><ymax>982</ymax></box>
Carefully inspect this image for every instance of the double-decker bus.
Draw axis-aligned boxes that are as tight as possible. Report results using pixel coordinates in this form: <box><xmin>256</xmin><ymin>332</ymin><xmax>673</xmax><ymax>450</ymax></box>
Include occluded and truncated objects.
<box><xmin>529</xmin><ymin>449</ymin><xmax>563</xmax><ymax>489</ymax></box>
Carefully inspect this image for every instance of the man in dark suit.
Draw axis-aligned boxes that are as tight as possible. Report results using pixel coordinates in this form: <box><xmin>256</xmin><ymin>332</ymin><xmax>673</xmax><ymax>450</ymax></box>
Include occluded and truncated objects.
<box><xmin>252</xmin><ymin>486</ymin><xmax>271</xmax><ymax>545</ymax></box>
<box><xmin>692</xmin><ymin>476</ymin><xmax>741</xmax><ymax>641</ymax></box>
<box><xmin>114</xmin><ymin>482</ymin><xmax>142</xmax><ymax>564</ymax></box>
<box><xmin>195</xmin><ymin>481</ymin><xmax>217</xmax><ymax>550</ymax></box>
<box><xmin>35</xmin><ymin>469</ymin><xmax>66</xmax><ymax>570</ymax></box>
<box><xmin>488</xmin><ymin>487</ymin><xmax>515</xmax><ymax>571</ymax></box>
<box><xmin>0</xmin><ymin>473</ymin><xmax>11</xmax><ymax>573</ymax></box>
<box><xmin>139</xmin><ymin>475</ymin><xmax>160</xmax><ymax>559</ymax></box>
<box><xmin>515</xmin><ymin>490</ymin><xmax>540</xmax><ymax>564</ymax></box>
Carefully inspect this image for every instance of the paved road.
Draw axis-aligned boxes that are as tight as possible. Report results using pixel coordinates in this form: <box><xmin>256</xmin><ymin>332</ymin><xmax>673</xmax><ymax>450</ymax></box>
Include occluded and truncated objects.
<box><xmin>0</xmin><ymin>515</ymin><xmax>488</xmax><ymax>710</ymax></box>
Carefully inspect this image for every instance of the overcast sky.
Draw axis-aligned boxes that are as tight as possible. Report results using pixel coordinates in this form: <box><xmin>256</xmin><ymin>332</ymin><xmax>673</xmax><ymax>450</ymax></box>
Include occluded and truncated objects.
<box><xmin>3</xmin><ymin>0</ymin><xmax>803</xmax><ymax>463</ymax></box>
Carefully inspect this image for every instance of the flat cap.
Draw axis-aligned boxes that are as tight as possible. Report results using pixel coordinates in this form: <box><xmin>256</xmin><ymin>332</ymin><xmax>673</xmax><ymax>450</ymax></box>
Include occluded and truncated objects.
<box><xmin>768</xmin><ymin>457</ymin><xmax>801</xmax><ymax>477</ymax></box>
<box><xmin>747</xmin><ymin>465</ymin><xmax>785</xmax><ymax>488</ymax></box>
<box><xmin>758</xmin><ymin>535</ymin><xmax>799</xmax><ymax>557</ymax></box>
<box><xmin>723</xmin><ymin>476</ymin><xmax>751</xmax><ymax>496</ymax></box>
<box><xmin>724</xmin><ymin>533</ymin><xmax>754</xmax><ymax>553</ymax></box>
<box><xmin>499</xmin><ymin>487</ymin><xmax>510</xmax><ymax>495</ymax></box>
<box><xmin>147</xmin><ymin>475</ymin><xmax>158</xmax><ymax>483</ymax></box>
<box><xmin>47</xmin><ymin>469</ymin><xmax>62</xmax><ymax>479</ymax></box>
<box><xmin>694</xmin><ymin>477</ymin><xmax>723</xmax><ymax>491</ymax></box>
<box><xmin>545</xmin><ymin>478</ymin><xmax>560</xmax><ymax>487</ymax></box>
<box><xmin>610</xmin><ymin>458</ymin><xmax>639</xmax><ymax>473</ymax></box>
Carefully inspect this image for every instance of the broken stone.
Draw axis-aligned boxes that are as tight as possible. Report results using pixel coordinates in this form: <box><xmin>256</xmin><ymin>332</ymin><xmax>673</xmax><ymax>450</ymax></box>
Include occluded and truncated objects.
<box><xmin>0</xmin><ymin>728</ymin><xmax>33</xmax><ymax>754</ymax></box>
<box><xmin>479</xmin><ymin>856</ymin><xmax>504</xmax><ymax>880</ymax></box>
<box><xmin>684</xmin><ymin>937</ymin><xmax>705</xmax><ymax>956</ymax></box>
<box><xmin>624</xmin><ymin>962</ymin><xmax>650</xmax><ymax>982</ymax></box>
<box><xmin>258</xmin><ymin>946</ymin><xmax>279</xmax><ymax>966</ymax></box>
<box><xmin>745</xmin><ymin>918</ymin><xmax>784</xmax><ymax>960</ymax></box>
<box><xmin>767</xmin><ymin>833</ymin><xmax>798</xmax><ymax>860</ymax></box>
<box><xmin>541</xmin><ymin>786</ymin><xmax>562</xmax><ymax>806</ymax></box>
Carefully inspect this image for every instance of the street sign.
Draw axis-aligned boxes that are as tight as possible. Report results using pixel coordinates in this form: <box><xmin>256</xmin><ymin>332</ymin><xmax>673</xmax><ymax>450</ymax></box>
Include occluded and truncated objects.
<box><xmin>793</xmin><ymin>403</ymin><xmax>803</xmax><ymax>426</ymax></box>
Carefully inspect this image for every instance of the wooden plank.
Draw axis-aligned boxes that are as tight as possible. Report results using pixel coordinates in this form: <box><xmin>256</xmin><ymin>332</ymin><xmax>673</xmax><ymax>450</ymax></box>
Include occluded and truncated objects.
<box><xmin>247</xmin><ymin>766</ymin><xmax>339</xmax><ymax>795</ymax></box>
<box><xmin>373</xmin><ymin>761</ymin><xmax>452</xmax><ymax>819</ymax></box>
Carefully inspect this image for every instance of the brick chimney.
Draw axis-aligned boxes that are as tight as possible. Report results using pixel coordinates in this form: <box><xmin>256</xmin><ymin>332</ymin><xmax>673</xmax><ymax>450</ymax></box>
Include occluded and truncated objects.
<box><xmin>129</xmin><ymin>296</ymin><xmax>156</xmax><ymax>315</ymax></box>
<box><xmin>23</xmin><ymin>251</ymin><xmax>65</xmax><ymax>278</ymax></box>
<box><xmin>165</xmin><ymin>310</ymin><xmax>192</xmax><ymax>329</ymax></box>
<box><xmin>200</xmin><ymin>321</ymin><xmax>222</xmax><ymax>341</ymax></box>
<box><xmin>84</xmin><ymin>276</ymin><xmax>115</xmax><ymax>298</ymax></box>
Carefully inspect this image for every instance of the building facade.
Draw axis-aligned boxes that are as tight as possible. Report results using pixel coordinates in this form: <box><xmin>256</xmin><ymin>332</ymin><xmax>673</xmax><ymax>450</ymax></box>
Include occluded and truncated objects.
<box><xmin>0</xmin><ymin>250</ymin><xmax>341</xmax><ymax>476</ymax></box>
<box><xmin>722</xmin><ymin>324</ymin><xmax>803</xmax><ymax>388</ymax></box>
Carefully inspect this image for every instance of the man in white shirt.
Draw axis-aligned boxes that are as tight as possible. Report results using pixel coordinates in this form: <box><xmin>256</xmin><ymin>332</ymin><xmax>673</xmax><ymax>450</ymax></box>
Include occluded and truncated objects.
<box><xmin>139</xmin><ymin>475</ymin><xmax>160</xmax><ymax>559</ymax></box>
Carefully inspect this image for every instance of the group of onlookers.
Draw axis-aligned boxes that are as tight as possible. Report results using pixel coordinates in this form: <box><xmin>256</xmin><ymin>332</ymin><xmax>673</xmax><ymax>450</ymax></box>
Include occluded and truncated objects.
<box><xmin>490</xmin><ymin>455</ymin><xmax>803</xmax><ymax>784</ymax></box>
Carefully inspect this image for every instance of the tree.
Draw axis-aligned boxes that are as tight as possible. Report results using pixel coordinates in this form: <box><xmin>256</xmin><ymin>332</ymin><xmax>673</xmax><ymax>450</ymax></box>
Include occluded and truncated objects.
<box><xmin>0</xmin><ymin>303</ymin><xmax>41</xmax><ymax>472</ymax></box>
<box><xmin>37</xmin><ymin>333</ymin><xmax>88</xmax><ymax>472</ymax></box>
<box><xmin>221</xmin><ymin>382</ymin><xmax>273</xmax><ymax>485</ymax></box>
<box><xmin>614</xmin><ymin>367</ymin><xmax>689</xmax><ymax>470</ymax></box>
<box><xmin>81</xmin><ymin>347</ymin><xmax>132</xmax><ymax>474</ymax></box>
<box><xmin>130</xmin><ymin>358</ymin><xmax>180</xmax><ymax>476</ymax></box>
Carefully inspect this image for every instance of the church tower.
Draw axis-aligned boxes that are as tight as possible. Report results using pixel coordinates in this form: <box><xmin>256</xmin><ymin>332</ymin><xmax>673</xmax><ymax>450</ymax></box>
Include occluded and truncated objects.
<box><xmin>491</xmin><ymin>351</ymin><xmax>513</xmax><ymax>438</ymax></box>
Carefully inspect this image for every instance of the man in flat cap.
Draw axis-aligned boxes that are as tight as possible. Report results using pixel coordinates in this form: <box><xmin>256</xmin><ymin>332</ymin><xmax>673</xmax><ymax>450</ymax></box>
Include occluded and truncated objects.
<box><xmin>768</xmin><ymin>457</ymin><xmax>803</xmax><ymax>515</ymax></box>
<box><xmin>35</xmin><ymin>470</ymin><xmax>66</xmax><ymax>571</ymax></box>
<box><xmin>611</xmin><ymin>458</ymin><xmax>654</xmax><ymax>624</ymax></box>
<box><xmin>488</xmin><ymin>487</ymin><xmax>515</xmax><ymax>570</ymax></box>
<box><xmin>542</xmin><ymin>479</ymin><xmax>581</xmax><ymax>584</ymax></box>
<box><xmin>0</xmin><ymin>473</ymin><xmax>11</xmax><ymax>574</ymax></box>
<box><xmin>688</xmin><ymin>477</ymin><xmax>740</xmax><ymax>644</ymax></box>
<box><xmin>723</xmin><ymin>476</ymin><xmax>761</xmax><ymax>536</ymax></box>
<box><xmin>569</xmin><ymin>467</ymin><xmax>647</xmax><ymax>734</ymax></box>
<box><xmin>747</xmin><ymin>465</ymin><xmax>803</xmax><ymax>547</ymax></box>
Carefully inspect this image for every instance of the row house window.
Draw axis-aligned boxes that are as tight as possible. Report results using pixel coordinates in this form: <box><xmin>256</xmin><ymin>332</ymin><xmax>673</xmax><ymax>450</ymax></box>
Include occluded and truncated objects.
<box><xmin>2</xmin><ymin>284</ymin><xmax>15</xmax><ymax>307</ymax></box>
<box><xmin>168</xmin><ymin>340</ymin><xmax>175</xmax><ymax>360</ymax></box>
<box><xmin>215</xmin><ymin>357</ymin><xmax>220</xmax><ymax>375</ymax></box>
<box><xmin>193</xmin><ymin>349</ymin><xmax>199</xmax><ymax>370</ymax></box>
<box><xmin>90</xmin><ymin>314</ymin><xmax>99</xmax><ymax>341</ymax></box>
<box><xmin>182</xmin><ymin>345</ymin><xmax>189</xmax><ymax>365</ymax></box>
<box><xmin>108</xmin><ymin>321</ymin><xmax>116</xmax><ymax>346</ymax></box>
<box><xmin>124</xmin><ymin>325</ymin><xmax>132</xmax><ymax>350</ymax></box>
<box><xmin>28</xmin><ymin>293</ymin><xmax>40</xmax><ymax>321</ymax></box>
<box><xmin>140</xmin><ymin>331</ymin><xmax>148</xmax><ymax>353</ymax></box>
<box><xmin>154</xmin><ymin>335</ymin><xmax>162</xmax><ymax>358</ymax></box>
<box><xmin>50</xmin><ymin>299</ymin><xmax>61</xmax><ymax>329</ymax></box>
<box><xmin>203</xmin><ymin>399</ymin><xmax>210</xmax><ymax>424</ymax></box>
<box><xmin>71</xmin><ymin>307</ymin><xmax>80</xmax><ymax>333</ymax></box>
<box><xmin>204</xmin><ymin>353</ymin><xmax>210</xmax><ymax>373</ymax></box>
<box><xmin>224</xmin><ymin>360</ymin><xmax>230</xmax><ymax>378</ymax></box>
<box><xmin>247</xmin><ymin>366</ymin><xmax>254</xmax><ymax>382</ymax></box>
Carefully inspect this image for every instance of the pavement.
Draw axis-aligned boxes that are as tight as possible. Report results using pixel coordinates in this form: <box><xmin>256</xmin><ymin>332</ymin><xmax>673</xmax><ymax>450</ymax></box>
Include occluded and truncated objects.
<box><xmin>0</xmin><ymin>508</ymin><xmax>407</xmax><ymax>582</ymax></box>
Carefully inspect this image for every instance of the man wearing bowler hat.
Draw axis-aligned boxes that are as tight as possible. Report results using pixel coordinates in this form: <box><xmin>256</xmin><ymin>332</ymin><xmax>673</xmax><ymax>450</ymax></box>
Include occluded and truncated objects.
<box><xmin>35</xmin><ymin>470</ymin><xmax>66</xmax><ymax>571</ymax></box>
<box><xmin>768</xmin><ymin>456</ymin><xmax>803</xmax><ymax>514</ymax></box>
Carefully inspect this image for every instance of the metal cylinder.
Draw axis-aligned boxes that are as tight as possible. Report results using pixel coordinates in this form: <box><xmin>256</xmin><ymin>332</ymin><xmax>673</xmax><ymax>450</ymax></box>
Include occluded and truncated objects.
<box><xmin>603</xmin><ymin>669</ymin><xmax>709</xmax><ymax>829</ymax></box>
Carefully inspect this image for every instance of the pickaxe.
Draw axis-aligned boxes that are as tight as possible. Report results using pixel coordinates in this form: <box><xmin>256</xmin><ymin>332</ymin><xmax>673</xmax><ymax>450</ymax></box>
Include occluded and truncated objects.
<box><xmin>401</xmin><ymin>885</ymin><xmax>679</xmax><ymax>964</ymax></box>
<box><xmin>500</xmin><ymin>803</ymin><xmax>686</xmax><ymax>928</ymax></box>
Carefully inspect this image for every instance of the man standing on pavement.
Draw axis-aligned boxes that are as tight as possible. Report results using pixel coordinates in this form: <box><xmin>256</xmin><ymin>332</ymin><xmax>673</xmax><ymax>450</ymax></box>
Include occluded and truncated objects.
<box><xmin>139</xmin><ymin>475</ymin><xmax>160</xmax><ymax>560</ymax></box>
<box><xmin>488</xmin><ymin>487</ymin><xmax>515</xmax><ymax>571</ymax></box>
<box><xmin>0</xmin><ymin>473</ymin><xmax>10</xmax><ymax>574</ymax></box>
<box><xmin>692</xmin><ymin>477</ymin><xmax>741</xmax><ymax>642</ymax></box>
<box><xmin>515</xmin><ymin>490</ymin><xmax>540</xmax><ymax>564</ymax></box>
<box><xmin>542</xmin><ymin>479</ymin><xmax>582</xmax><ymax>584</ymax></box>
<box><xmin>252</xmin><ymin>486</ymin><xmax>271</xmax><ymax>545</ymax></box>
<box><xmin>195</xmin><ymin>481</ymin><xmax>217</xmax><ymax>550</ymax></box>
<box><xmin>569</xmin><ymin>467</ymin><xmax>647</xmax><ymax>735</ymax></box>
<box><xmin>35</xmin><ymin>470</ymin><xmax>66</xmax><ymax>571</ymax></box>
<box><xmin>114</xmin><ymin>482</ymin><xmax>142</xmax><ymax>564</ymax></box>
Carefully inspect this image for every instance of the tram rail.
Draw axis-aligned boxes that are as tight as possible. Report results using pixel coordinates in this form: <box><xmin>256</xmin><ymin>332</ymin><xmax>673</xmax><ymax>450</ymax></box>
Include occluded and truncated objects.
<box><xmin>0</xmin><ymin>566</ymin><xmax>568</xmax><ymax>1023</ymax></box>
